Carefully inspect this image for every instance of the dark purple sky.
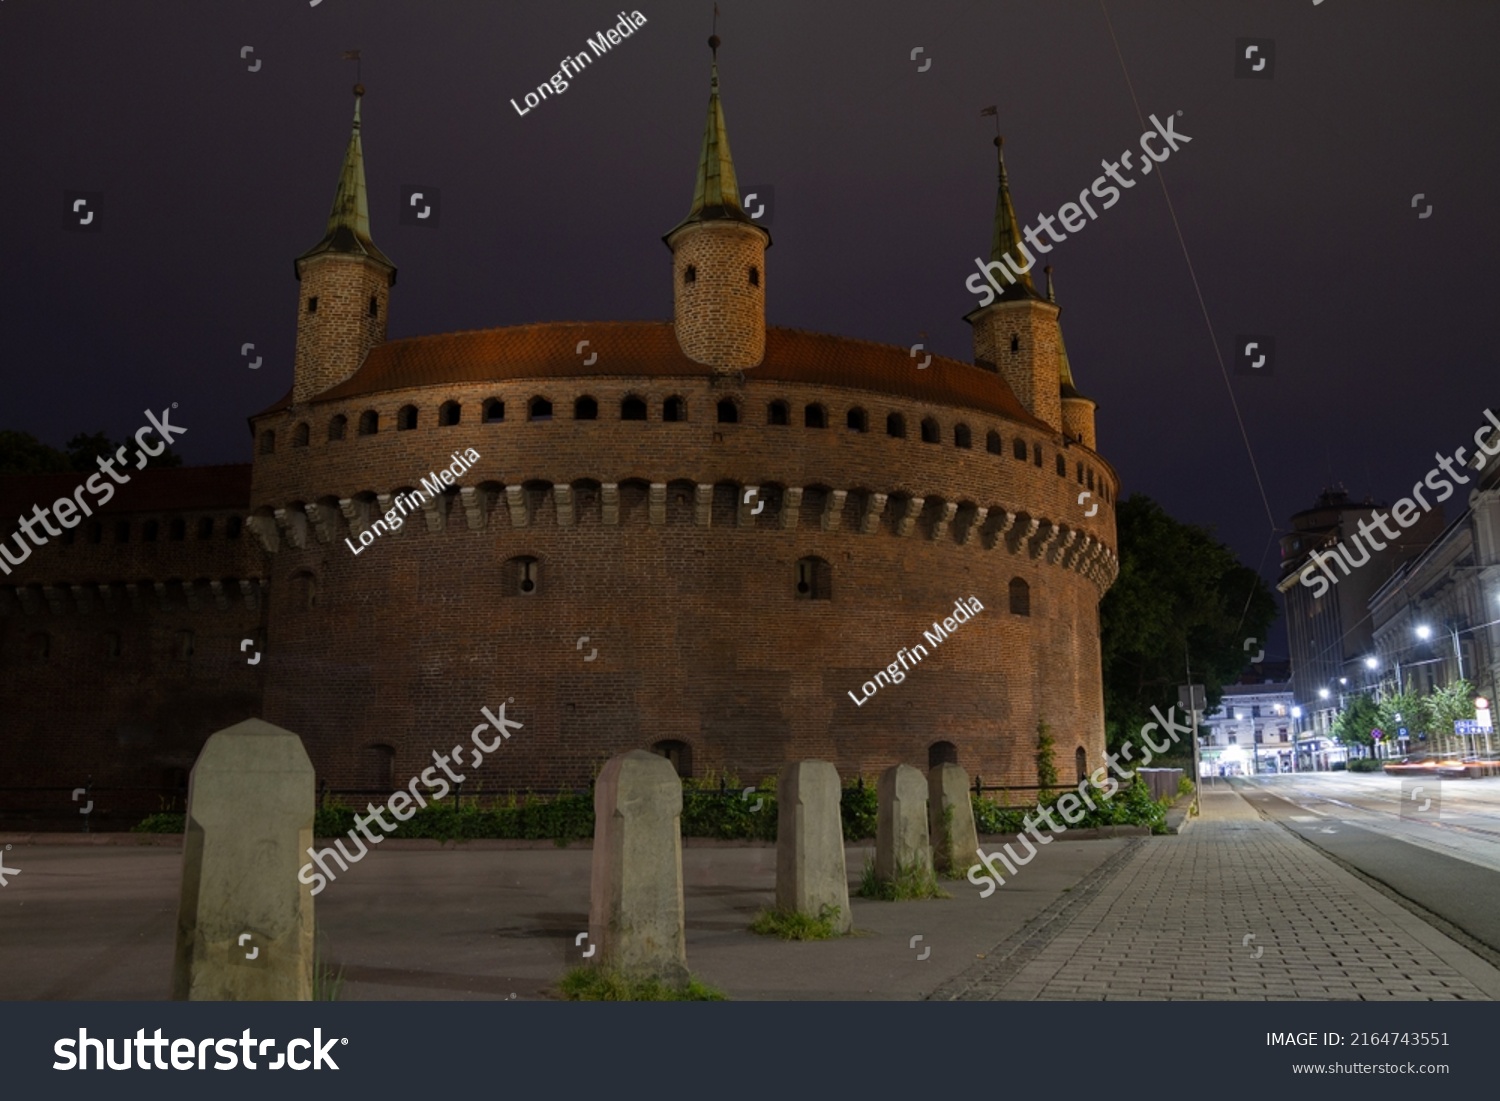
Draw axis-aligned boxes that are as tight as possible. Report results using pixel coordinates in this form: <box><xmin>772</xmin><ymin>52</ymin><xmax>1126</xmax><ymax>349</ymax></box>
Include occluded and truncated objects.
<box><xmin>3</xmin><ymin>1</ymin><xmax>1497</xmax><ymax>664</ymax></box>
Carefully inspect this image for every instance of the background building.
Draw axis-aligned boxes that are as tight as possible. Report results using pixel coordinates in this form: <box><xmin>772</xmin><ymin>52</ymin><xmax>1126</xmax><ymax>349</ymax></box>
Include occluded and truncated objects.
<box><xmin>1200</xmin><ymin>677</ymin><xmax>1294</xmax><ymax>775</ymax></box>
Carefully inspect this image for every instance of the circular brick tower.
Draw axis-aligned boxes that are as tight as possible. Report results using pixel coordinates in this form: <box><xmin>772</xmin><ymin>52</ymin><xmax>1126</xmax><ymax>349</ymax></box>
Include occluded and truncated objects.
<box><xmin>245</xmin><ymin>46</ymin><xmax>1120</xmax><ymax>797</ymax></box>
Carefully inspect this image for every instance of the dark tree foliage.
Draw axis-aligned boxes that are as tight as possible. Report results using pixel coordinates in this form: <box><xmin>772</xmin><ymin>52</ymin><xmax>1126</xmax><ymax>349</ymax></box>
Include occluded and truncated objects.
<box><xmin>0</xmin><ymin>430</ymin><xmax>181</xmax><ymax>475</ymax></box>
<box><xmin>1100</xmin><ymin>494</ymin><xmax>1278</xmax><ymax>753</ymax></box>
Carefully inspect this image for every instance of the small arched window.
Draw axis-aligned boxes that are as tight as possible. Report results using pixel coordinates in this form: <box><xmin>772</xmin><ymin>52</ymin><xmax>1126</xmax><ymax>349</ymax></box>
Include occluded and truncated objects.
<box><xmin>795</xmin><ymin>556</ymin><xmax>831</xmax><ymax>600</ymax></box>
<box><xmin>920</xmin><ymin>418</ymin><xmax>940</xmax><ymax>444</ymax></box>
<box><xmin>663</xmin><ymin>396</ymin><xmax>686</xmax><ymax>422</ymax></box>
<box><xmin>169</xmin><ymin>518</ymin><xmax>186</xmax><ymax>541</ymax></box>
<box><xmin>397</xmin><ymin>405</ymin><xmax>418</xmax><ymax>431</ymax></box>
<box><xmin>929</xmin><ymin>741</ymin><xmax>959</xmax><ymax>770</ymax></box>
<box><xmin>307</xmin><ymin>296</ymin><xmax>318</xmax><ymax>314</ymax></box>
<box><xmin>1075</xmin><ymin>747</ymin><xmax>1088</xmax><ymax>784</ymax></box>
<box><xmin>483</xmin><ymin>398</ymin><xmax>505</xmax><ymax>423</ymax></box>
<box><xmin>805</xmin><ymin>404</ymin><xmax>827</xmax><ymax>429</ymax></box>
<box><xmin>987</xmin><ymin>430</ymin><xmax>1002</xmax><ymax>455</ymax></box>
<box><xmin>954</xmin><ymin>424</ymin><xmax>972</xmax><ymax>449</ymax></box>
<box><xmin>749</xmin><ymin>265</ymin><xmax>760</xmax><ymax>287</ymax></box>
<box><xmin>368</xmin><ymin>294</ymin><xmax>379</xmax><ymax>318</ymax></box>
<box><xmin>683</xmin><ymin>265</ymin><xmax>697</xmax><ymax>284</ymax></box>
<box><xmin>887</xmin><ymin>412</ymin><xmax>906</xmax><ymax>438</ymax></box>
<box><xmin>847</xmin><ymin>407</ymin><xmax>868</xmax><ymax>433</ymax></box>
<box><xmin>329</xmin><ymin>415</ymin><xmax>347</xmax><ymax>441</ymax></box>
<box><xmin>293</xmin><ymin>422</ymin><xmax>310</xmax><ymax>447</ymax></box>
<box><xmin>439</xmin><ymin>401</ymin><xmax>462</xmax><ymax>427</ymax></box>
<box><xmin>1013</xmin><ymin>437</ymin><xmax>1027</xmax><ymax>461</ymax></box>
<box><xmin>717</xmin><ymin>399</ymin><xmax>738</xmax><ymax>424</ymax></box>
<box><xmin>574</xmin><ymin>396</ymin><xmax>598</xmax><ymax>421</ymax></box>
<box><xmin>1010</xmin><ymin>333</ymin><xmax>1020</xmax><ymax>353</ymax></box>
<box><xmin>1076</xmin><ymin>462</ymin><xmax>1084</xmax><ymax>483</ymax></box>
<box><xmin>358</xmin><ymin>410</ymin><xmax>378</xmax><ymax>436</ymax></box>
<box><xmin>768</xmin><ymin>400</ymin><xmax>789</xmax><ymax>426</ymax></box>
<box><xmin>1032</xmin><ymin>443</ymin><xmax>1043</xmax><ymax>468</ymax></box>
<box><xmin>622</xmin><ymin>396</ymin><xmax>648</xmax><ymax>421</ymax></box>
<box><xmin>1056</xmin><ymin>454</ymin><xmax>1067</xmax><ymax>477</ymax></box>
<box><xmin>1087</xmin><ymin>469</ymin><xmax>1095</xmax><ymax>491</ymax></box>
<box><xmin>505</xmin><ymin>555</ymin><xmax>539</xmax><ymax>596</ymax></box>
<box><xmin>1009</xmin><ymin>577</ymin><xmax>1031</xmax><ymax>617</ymax></box>
<box><xmin>529</xmin><ymin>397</ymin><xmax>553</xmax><ymax>422</ymax></box>
<box><xmin>259</xmin><ymin>430</ymin><xmax>275</xmax><ymax>454</ymax></box>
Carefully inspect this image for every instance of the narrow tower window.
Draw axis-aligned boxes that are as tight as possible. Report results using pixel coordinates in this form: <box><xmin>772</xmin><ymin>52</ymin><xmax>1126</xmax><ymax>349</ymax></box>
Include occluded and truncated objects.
<box><xmin>483</xmin><ymin>399</ymin><xmax>505</xmax><ymax>423</ymax></box>
<box><xmin>529</xmin><ymin>397</ymin><xmax>553</xmax><ymax>422</ymax></box>
<box><xmin>749</xmin><ymin>265</ymin><xmax>760</xmax><ymax>287</ymax></box>
<box><xmin>887</xmin><ymin>412</ymin><xmax>906</xmax><ymax>438</ymax></box>
<box><xmin>439</xmin><ymin>401</ymin><xmax>461</xmax><ymax>426</ymax></box>
<box><xmin>397</xmin><ymin>405</ymin><xmax>418</xmax><ymax>431</ymax></box>
<box><xmin>622</xmin><ymin>396</ymin><xmax>648</xmax><ymax>421</ymax></box>
<box><xmin>717</xmin><ymin>399</ymin><xmax>738</xmax><ymax>424</ymax></box>
<box><xmin>359</xmin><ymin>411</ymin><xmax>378</xmax><ymax>436</ymax></box>
<box><xmin>921</xmin><ymin>418</ymin><xmax>940</xmax><ymax>444</ymax></box>
<box><xmin>768</xmin><ymin>400</ymin><xmax>789</xmax><ymax>426</ymax></box>
<box><xmin>804</xmin><ymin>404</ymin><xmax>827</xmax><ymax>429</ymax></box>
<box><xmin>1010</xmin><ymin>333</ymin><xmax>1019</xmax><ymax>353</ymax></box>
<box><xmin>368</xmin><ymin>295</ymin><xmax>379</xmax><ymax>318</ymax></box>
<box><xmin>1056</xmin><ymin>454</ymin><xmax>1067</xmax><ymax>477</ymax></box>
<box><xmin>1033</xmin><ymin>443</ymin><xmax>1043</xmax><ymax>467</ymax></box>
<box><xmin>307</xmin><ymin>297</ymin><xmax>319</xmax><ymax>314</ymax></box>
<box><xmin>505</xmin><ymin>555</ymin><xmax>540</xmax><ymax>596</ymax></box>
<box><xmin>847</xmin><ymin>408</ymin><xmax>868</xmax><ymax>433</ymax></box>
<box><xmin>574</xmin><ymin>396</ymin><xmax>599</xmax><ymax>420</ymax></box>
<box><xmin>683</xmin><ymin>265</ymin><xmax>697</xmax><ymax>284</ymax></box>
<box><xmin>663</xmin><ymin>396</ymin><xmax>686</xmax><ymax>422</ymax></box>
<box><xmin>1009</xmin><ymin>578</ymin><xmax>1031</xmax><ymax>617</ymax></box>
<box><xmin>954</xmin><ymin>424</ymin><xmax>972</xmax><ymax>449</ymax></box>
<box><xmin>987</xmin><ymin>430</ymin><xmax>1002</xmax><ymax>455</ymax></box>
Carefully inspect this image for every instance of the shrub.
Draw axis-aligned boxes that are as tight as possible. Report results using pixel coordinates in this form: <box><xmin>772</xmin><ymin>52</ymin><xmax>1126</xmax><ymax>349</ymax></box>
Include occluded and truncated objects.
<box><xmin>559</xmin><ymin>968</ymin><xmax>725</xmax><ymax>1001</ymax></box>
<box><xmin>857</xmin><ymin>857</ymin><xmax>949</xmax><ymax>900</ymax></box>
<box><xmin>131</xmin><ymin>812</ymin><xmax>185</xmax><ymax>834</ymax></box>
<box><xmin>749</xmin><ymin>904</ymin><xmax>844</xmax><ymax>940</ymax></box>
<box><xmin>1347</xmin><ymin>758</ymin><xmax>1384</xmax><ymax>773</ymax></box>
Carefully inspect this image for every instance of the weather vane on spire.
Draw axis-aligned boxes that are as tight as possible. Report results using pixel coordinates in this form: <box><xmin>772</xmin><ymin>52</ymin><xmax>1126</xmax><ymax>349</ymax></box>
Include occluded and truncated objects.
<box><xmin>343</xmin><ymin>48</ymin><xmax>362</xmax><ymax>89</ymax></box>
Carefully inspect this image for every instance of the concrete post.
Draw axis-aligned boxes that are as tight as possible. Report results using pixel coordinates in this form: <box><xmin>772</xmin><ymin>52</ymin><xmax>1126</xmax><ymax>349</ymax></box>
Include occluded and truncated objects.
<box><xmin>875</xmin><ymin>763</ymin><xmax>931</xmax><ymax>883</ymax></box>
<box><xmin>775</xmin><ymin>761</ymin><xmax>852</xmax><ymax>932</ymax></box>
<box><xmin>171</xmin><ymin>718</ymin><xmax>316</xmax><ymax>1001</ymax></box>
<box><xmin>929</xmin><ymin>763</ymin><xmax>979</xmax><ymax>875</ymax></box>
<box><xmin>588</xmin><ymin>750</ymin><xmax>688</xmax><ymax>985</ymax></box>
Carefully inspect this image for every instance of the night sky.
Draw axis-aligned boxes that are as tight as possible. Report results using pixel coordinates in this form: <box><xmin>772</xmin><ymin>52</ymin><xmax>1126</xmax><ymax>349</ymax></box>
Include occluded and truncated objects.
<box><xmin>3</xmin><ymin>1</ymin><xmax>1497</xmax><ymax>664</ymax></box>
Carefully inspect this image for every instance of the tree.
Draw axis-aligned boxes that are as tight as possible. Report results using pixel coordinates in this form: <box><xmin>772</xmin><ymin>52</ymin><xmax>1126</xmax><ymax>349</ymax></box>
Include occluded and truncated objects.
<box><xmin>1377</xmin><ymin>688</ymin><xmax>1428</xmax><ymax>744</ymax></box>
<box><xmin>1332</xmin><ymin>694</ymin><xmax>1382</xmax><ymax>751</ymax></box>
<box><xmin>0</xmin><ymin>431</ymin><xmax>70</xmax><ymax>474</ymax></box>
<box><xmin>1427</xmin><ymin>679</ymin><xmax>1475</xmax><ymax>741</ymax></box>
<box><xmin>1099</xmin><ymin>494</ymin><xmax>1278</xmax><ymax>754</ymax></box>
<box><xmin>0</xmin><ymin>429</ymin><xmax>181</xmax><ymax>475</ymax></box>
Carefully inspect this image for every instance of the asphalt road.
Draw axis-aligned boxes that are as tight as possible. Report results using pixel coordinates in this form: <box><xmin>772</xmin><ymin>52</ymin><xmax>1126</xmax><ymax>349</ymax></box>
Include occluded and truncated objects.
<box><xmin>1236</xmin><ymin>774</ymin><xmax>1500</xmax><ymax>958</ymax></box>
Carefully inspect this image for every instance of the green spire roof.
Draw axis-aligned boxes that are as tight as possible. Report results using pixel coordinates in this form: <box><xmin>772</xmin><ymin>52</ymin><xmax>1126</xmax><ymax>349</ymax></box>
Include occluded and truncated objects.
<box><xmin>296</xmin><ymin>87</ymin><xmax>395</xmax><ymax>279</ymax></box>
<box><xmin>989</xmin><ymin>136</ymin><xmax>1040</xmax><ymax>301</ymax></box>
<box><xmin>1046</xmin><ymin>266</ymin><xmax>1089</xmax><ymax>401</ymax></box>
<box><xmin>665</xmin><ymin>38</ymin><xmax>766</xmax><ymax>242</ymax></box>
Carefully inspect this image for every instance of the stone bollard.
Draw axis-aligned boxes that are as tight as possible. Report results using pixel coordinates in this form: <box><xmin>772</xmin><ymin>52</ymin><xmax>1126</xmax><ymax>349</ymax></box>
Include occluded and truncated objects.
<box><xmin>776</xmin><ymin>761</ymin><xmax>852</xmax><ymax>933</ymax></box>
<box><xmin>171</xmin><ymin>718</ymin><xmax>316</xmax><ymax>1001</ymax></box>
<box><xmin>875</xmin><ymin>763</ymin><xmax>932</xmax><ymax>884</ymax></box>
<box><xmin>589</xmin><ymin>749</ymin><xmax>688</xmax><ymax>985</ymax></box>
<box><xmin>928</xmin><ymin>763</ymin><xmax>979</xmax><ymax>875</ymax></box>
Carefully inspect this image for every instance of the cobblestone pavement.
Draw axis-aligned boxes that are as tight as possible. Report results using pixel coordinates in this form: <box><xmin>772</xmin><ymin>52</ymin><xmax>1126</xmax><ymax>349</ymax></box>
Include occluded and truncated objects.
<box><xmin>935</xmin><ymin>787</ymin><xmax>1500</xmax><ymax>1001</ymax></box>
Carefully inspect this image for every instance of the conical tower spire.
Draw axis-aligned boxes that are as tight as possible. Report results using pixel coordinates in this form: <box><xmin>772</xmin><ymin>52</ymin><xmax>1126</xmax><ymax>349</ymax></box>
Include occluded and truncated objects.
<box><xmin>665</xmin><ymin>35</ymin><xmax>764</xmax><ymax>239</ymax></box>
<box><xmin>296</xmin><ymin>85</ymin><xmax>395</xmax><ymax>277</ymax></box>
<box><xmin>1046</xmin><ymin>265</ymin><xmax>1083</xmax><ymax>399</ymax></box>
<box><xmin>989</xmin><ymin>136</ymin><xmax>1039</xmax><ymax>300</ymax></box>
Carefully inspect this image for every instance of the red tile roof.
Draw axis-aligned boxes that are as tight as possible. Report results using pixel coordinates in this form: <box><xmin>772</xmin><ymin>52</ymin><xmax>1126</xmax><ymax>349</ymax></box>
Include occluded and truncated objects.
<box><xmin>260</xmin><ymin>322</ymin><xmax>1050</xmax><ymax>431</ymax></box>
<box><xmin>0</xmin><ymin>464</ymin><xmax>252</xmax><ymax>518</ymax></box>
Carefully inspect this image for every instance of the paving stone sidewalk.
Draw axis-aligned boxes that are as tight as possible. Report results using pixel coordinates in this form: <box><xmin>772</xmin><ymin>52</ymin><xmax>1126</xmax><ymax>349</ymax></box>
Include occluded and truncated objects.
<box><xmin>935</xmin><ymin>787</ymin><xmax>1500</xmax><ymax>1001</ymax></box>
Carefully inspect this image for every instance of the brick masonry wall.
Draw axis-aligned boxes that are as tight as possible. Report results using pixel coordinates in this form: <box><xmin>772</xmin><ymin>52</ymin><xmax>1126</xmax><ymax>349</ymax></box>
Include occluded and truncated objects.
<box><xmin>2</xmin><ymin>368</ymin><xmax>1118</xmax><ymax>819</ymax></box>
<box><xmin>971</xmin><ymin>299</ymin><xmax>1064</xmax><ymax>435</ymax></box>
<box><xmin>293</xmin><ymin>254</ymin><xmax>392</xmax><ymax>402</ymax></box>
<box><xmin>669</xmin><ymin>222</ymin><xmax>767</xmax><ymax>370</ymax></box>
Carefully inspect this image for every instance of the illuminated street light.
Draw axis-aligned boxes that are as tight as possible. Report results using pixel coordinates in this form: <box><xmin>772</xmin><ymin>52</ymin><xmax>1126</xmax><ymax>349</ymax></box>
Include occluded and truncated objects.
<box><xmin>1319</xmin><ymin>688</ymin><xmax>1330</xmax><ymax>699</ymax></box>
<box><xmin>1416</xmin><ymin>624</ymin><xmax>1433</xmax><ymax>640</ymax></box>
<box><xmin>1365</xmin><ymin>656</ymin><xmax>1379</xmax><ymax>669</ymax></box>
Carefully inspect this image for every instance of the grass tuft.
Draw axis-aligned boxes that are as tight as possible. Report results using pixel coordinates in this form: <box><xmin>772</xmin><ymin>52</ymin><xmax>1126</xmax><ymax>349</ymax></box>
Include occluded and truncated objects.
<box><xmin>559</xmin><ymin>967</ymin><xmax>726</xmax><ymax>1001</ymax></box>
<box><xmin>749</xmin><ymin>904</ymin><xmax>844</xmax><ymax>940</ymax></box>
<box><xmin>857</xmin><ymin>857</ymin><xmax>950</xmax><ymax>900</ymax></box>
